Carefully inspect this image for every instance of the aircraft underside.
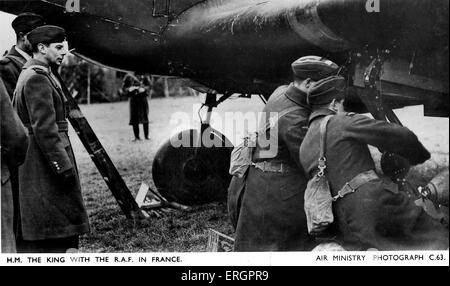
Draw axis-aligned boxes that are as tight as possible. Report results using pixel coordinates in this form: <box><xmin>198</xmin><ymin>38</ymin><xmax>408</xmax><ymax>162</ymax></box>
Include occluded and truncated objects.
<box><xmin>0</xmin><ymin>0</ymin><xmax>448</xmax><ymax>210</ymax></box>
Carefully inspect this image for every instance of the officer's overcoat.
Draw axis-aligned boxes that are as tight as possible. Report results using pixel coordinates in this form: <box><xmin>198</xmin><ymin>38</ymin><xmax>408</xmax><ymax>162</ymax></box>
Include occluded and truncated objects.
<box><xmin>13</xmin><ymin>59</ymin><xmax>89</xmax><ymax>241</ymax></box>
<box><xmin>0</xmin><ymin>46</ymin><xmax>26</xmax><ymax>99</ymax></box>
<box><xmin>231</xmin><ymin>84</ymin><xmax>314</xmax><ymax>251</ymax></box>
<box><xmin>300</xmin><ymin>108</ymin><xmax>449</xmax><ymax>250</ymax></box>
<box><xmin>1</xmin><ymin>78</ymin><xmax>28</xmax><ymax>252</ymax></box>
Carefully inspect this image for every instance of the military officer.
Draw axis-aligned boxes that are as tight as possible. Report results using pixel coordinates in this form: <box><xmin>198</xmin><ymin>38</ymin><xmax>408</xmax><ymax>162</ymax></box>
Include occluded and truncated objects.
<box><xmin>0</xmin><ymin>13</ymin><xmax>44</xmax><ymax>245</ymax></box>
<box><xmin>299</xmin><ymin>76</ymin><xmax>449</xmax><ymax>250</ymax></box>
<box><xmin>0</xmin><ymin>13</ymin><xmax>45</xmax><ymax>99</ymax></box>
<box><xmin>1</xmin><ymin>78</ymin><xmax>29</xmax><ymax>253</ymax></box>
<box><xmin>229</xmin><ymin>56</ymin><xmax>340</xmax><ymax>251</ymax></box>
<box><xmin>13</xmin><ymin>25</ymin><xmax>90</xmax><ymax>253</ymax></box>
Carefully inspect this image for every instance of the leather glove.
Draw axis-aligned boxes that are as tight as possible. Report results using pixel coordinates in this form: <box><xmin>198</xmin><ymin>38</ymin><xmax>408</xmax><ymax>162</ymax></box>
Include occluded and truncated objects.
<box><xmin>60</xmin><ymin>168</ymin><xmax>77</xmax><ymax>187</ymax></box>
<box><xmin>380</xmin><ymin>152</ymin><xmax>411</xmax><ymax>182</ymax></box>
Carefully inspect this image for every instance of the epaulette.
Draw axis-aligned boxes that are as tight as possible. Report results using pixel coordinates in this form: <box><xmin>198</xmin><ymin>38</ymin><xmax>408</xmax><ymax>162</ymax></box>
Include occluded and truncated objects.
<box><xmin>346</xmin><ymin>112</ymin><xmax>357</xmax><ymax>117</ymax></box>
<box><xmin>27</xmin><ymin>65</ymin><xmax>49</xmax><ymax>76</ymax></box>
<box><xmin>30</xmin><ymin>67</ymin><xmax>48</xmax><ymax>75</ymax></box>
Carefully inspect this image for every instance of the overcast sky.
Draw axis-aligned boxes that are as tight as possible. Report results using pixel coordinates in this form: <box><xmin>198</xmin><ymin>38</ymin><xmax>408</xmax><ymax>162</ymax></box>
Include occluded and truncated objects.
<box><xmin>0</xmin><ymin>12</ymin><xmax>18</xmax><ymax>54</ymax></box>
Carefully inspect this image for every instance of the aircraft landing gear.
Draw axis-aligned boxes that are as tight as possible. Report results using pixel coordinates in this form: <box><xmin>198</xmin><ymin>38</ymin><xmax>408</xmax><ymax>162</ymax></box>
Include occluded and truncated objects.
<box><xmin>152</xmin><ymin>93</ymin><xmax>234</xmax><ymax>205</ymax></box>
<box><xmin>358</xmin><ymin>50</ymin><xmax>412</xmax><ymax>191</ymax></box>
<box><xmin>360</xmin><ymin>49</ymin><xmax>402</xmax><ymax>125</ymax></box>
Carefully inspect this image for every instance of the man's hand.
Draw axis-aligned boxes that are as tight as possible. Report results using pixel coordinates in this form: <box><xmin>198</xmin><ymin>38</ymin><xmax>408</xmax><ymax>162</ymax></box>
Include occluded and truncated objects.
<box><xmin>128</xmin><ymin>86</ymin><xmax>139</xmax><ymax>92</ymax></box>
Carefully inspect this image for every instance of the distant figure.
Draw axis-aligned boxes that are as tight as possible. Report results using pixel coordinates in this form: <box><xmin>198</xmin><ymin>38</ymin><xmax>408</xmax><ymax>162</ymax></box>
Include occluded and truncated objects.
<box><xmin>13</xmin><ymin>25</ymin><xmax>90</xmax><ymax>253</ymax></box>
<box><xmin>122</xmin><ymin>73</ymin><xmax>150</xmax><ymax>141</ymax></box>
<box><xmin>1</xmin><ymin>78</ymin><xmax>29</xmax><ymax>253</ymax></box>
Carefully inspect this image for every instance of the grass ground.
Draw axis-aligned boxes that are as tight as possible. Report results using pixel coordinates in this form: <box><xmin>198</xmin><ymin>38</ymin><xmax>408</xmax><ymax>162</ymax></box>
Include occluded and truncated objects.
<box><xmin>69</xmin><ymin>96</ymin><xmax>449</xmax><ymax>252</ymax></box>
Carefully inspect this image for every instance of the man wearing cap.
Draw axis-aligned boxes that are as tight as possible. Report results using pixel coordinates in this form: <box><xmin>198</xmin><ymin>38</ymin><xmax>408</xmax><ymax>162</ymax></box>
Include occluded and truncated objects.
<box><xmin>13</xmin><ymin>25</ymin><xmax>90</xmax><ymax>253</ymax></box>
<box><xmin>229</xmin><ymin>56</ymin><xmax>340</xmax><ymax>251</ymax></box>
<box><xmin>299</xmin><ymin>76</ymin><xmax>448</xmax><ymax>250</ymax></box>
<box><xmin>0</xmin><ymin>13</ymin><xmax>45</xmax><ymax>99</ymax></box>
<box><xmin>1</xmin><ymin>78</ymin><xmax>29</xmax><ymax>253</ymax></box>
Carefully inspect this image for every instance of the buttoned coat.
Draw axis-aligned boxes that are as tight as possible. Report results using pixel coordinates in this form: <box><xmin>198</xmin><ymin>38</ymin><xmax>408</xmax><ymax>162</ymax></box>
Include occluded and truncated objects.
<box><xmin>1</xmin><ymin>78</ymin><xmax>28</xmax><ymax>252</ymax></box>
<box><xmin>300</xmin><ymin>109</ymin><xmax>449</xmax><ymax>250</ymax></box>
<box><xmin>0</xmin><ymin>46</ymin><xmax>27</xmax><ymax>100</ymax></box>
<box><xmin>13</xmin><ymin>59</ymin><xmax>89</xmax><ymax>241</ymax></box>
<box><xmin>231</xmin><ymin>84</ymin><xmax>314</xmax><ymax>251</ymax></box>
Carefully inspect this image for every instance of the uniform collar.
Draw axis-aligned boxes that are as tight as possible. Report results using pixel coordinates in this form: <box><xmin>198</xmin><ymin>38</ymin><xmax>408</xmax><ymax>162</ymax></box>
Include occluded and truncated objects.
<box><xmin>8</xmin><ymin>45</ymin><xmax>24</xmax><ymax>59</ymax></box>
<box><xmin>285</xmin><ymin>83</ymin><xmax>311</xmax><ymax>110</ymax></box>
<box><xmin>309</xmin><ymin>108</ymin><xmax>336</xmax><ymax>125</ymax></box>
<box><xmin>14</xmin><ymin>46</ymin><xmax>32</xmax><ymax>61</ymax></box>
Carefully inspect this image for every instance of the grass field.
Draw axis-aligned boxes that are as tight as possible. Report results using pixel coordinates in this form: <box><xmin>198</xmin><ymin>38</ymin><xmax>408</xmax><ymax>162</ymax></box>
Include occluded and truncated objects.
<box><xmin>69</xmin><ymin>95</ymin><xmax>449</xmax><ymax>252</ymax></box>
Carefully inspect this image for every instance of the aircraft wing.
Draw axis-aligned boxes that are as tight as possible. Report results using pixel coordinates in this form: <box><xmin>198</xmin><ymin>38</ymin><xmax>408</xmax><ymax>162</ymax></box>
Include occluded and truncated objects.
<box><xmin>1</xmin><ymin>0</ymin><xmax>448</xmax><ymax>116</ymax></box>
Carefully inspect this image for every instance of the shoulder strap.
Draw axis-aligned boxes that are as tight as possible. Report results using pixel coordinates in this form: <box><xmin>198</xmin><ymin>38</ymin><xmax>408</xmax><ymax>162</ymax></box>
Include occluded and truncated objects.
<box><xmin>319</xmin><ymin>115</ymin><xmax>333</xmax><ymax>160</ymax></box>
<box><xmin>316</xmin><ymin>115</ymin><xmax>333</xmax><ymax>176</ymax></box>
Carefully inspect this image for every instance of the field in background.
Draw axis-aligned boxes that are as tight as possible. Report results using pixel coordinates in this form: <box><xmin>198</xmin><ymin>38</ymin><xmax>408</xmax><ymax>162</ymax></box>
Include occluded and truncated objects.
<box><xmin>69</xmin><ymin>96</ymin><xmax>449</xmax><ymax>252</ymax></box>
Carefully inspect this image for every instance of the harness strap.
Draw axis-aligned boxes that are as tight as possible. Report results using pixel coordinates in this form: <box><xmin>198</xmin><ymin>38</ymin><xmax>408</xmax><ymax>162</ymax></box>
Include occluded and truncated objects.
<box><xmin>332</xmin><ymin>170</ymin><xmax>379</xmax><ymax>201</ymax></box>
<box><xmin>317</xmin><ymin>115</ymin><xmax>333</xmax><ymax>177</ymax></box>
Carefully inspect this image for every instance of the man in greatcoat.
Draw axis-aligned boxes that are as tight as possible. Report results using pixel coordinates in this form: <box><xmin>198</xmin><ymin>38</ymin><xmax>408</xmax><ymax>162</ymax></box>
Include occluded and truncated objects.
<box><xmin>13</xmin><ymin>25</ymin><xmax>90</xmax><ymax>253</ymax></box>
<box><xmin>0</xmin><ymin>13</ymin><xmax>44</xmax><ymax>245</ymax></box>
<box><xmin>1</xmin><ymin>78</ymin><xmax>29</xmax><ymax>253</ymax></box>
<box><xmin>229</xmin><ymin>56</ymin><xmax>340</xmax><ymax>251</ymax></box>
<box><xmin>299</xmin><ymin>76</ymin><xmax>448</xmax><ymax>250</ymax></box>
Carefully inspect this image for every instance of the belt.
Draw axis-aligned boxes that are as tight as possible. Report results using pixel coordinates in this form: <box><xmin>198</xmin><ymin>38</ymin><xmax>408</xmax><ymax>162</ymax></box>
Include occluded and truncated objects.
<box><xmin>251</xmin><ymin>161</ymin><xmax>297</xmax><ymax>174</ymax></box>
<box><xmin>25</xmin><ymin>121</ymin><xmax>69</xmax><ymax>135</ymax></box>
<box><xmin>333</xmin><ymin>170</ymin><xmax>379</xmax><ymax>201</ymax></box>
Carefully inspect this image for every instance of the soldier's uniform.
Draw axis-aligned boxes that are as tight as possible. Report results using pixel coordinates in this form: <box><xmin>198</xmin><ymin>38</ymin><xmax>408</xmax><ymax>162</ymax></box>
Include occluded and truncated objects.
<box><xmin>299</xmin><ymin>77</ymin><xmax>449</xmax><ymax>250</ymax></box>
<box><xmin>0</xmin><ymin>47</ymin><xmax>28</xmax><ymax>100</ymax></box>
<box><xmin>1</xmin><ymin>78</ymin><xmax>29</xmax><ymax>253</ymax></box>
<box><xmin>0</xmin><ymin>13</ymin><xmax>44</xmax><ymax>246</ymax></box>
<box><xmin>13</xmin><ymin>27</ymin><xmax>89</xmax><ymax>253</ymax></box>
<box><xmin>229</xmin><ymin>56</ymin><xmax>339</xmax><ymax>251</ymax></box>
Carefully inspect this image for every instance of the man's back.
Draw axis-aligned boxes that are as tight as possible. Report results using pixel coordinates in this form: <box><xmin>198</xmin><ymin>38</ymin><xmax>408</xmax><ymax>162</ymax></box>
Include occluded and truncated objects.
<box><xmin>300</xmin><ymin>109</ymin><xmax>430</xmax><ymax>194</ymax></box>
<box><xmin>299</xmin><ymin>109</ymin><xmax>448</xmax><ymax>250</ymax></box>
<box><xmin>0</xmin><ymin>47</ymin><xmax>26</xmax><ymax>99</ymax></box>
<box><xmin>233</xmin><ymin>83</ymin><xmax>313</xmax><ymax>251</ymax></box>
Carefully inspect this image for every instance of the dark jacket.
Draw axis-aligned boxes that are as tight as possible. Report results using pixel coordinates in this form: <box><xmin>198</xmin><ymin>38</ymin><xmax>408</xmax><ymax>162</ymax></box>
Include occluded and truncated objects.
<box><xmin>299</xmin><ymin>109</ymin><xmax>448</xmax><ymax>250</ymax></box>
<box><xmin>1</xmin><ymin>78</ymin><xmax>28</xmax><ymax>252</ymax></box>
<box><xmin>13</xmin><ymin>59</ymin><xmax>89</xmax><ymax>241</ymax></box>
<box><xmin>231</xmin><ymin>84</ymin><xmax>314</xmax><ymax>251</ymax></box>
<box><xmin>0</xmin><ymin>46</ymin><xmax>27</xmax><ymax>100</ymax></box>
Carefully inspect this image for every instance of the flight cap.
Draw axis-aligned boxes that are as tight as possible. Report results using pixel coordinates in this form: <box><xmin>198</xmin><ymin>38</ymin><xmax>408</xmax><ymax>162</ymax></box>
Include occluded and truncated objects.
<box><xmin>292</xmin><ymin>56</ymin><xmax>339</xmax><ymax>81</ymax></box>
<box><xmin>307</xmin><ymin>76</ymin><xmax>346</xmax><ymax>105</ymax></box>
